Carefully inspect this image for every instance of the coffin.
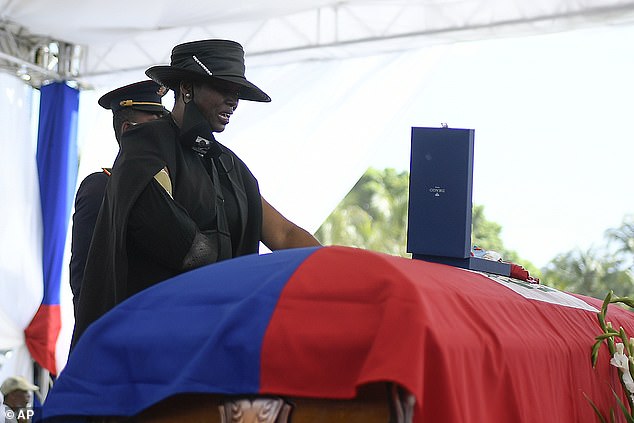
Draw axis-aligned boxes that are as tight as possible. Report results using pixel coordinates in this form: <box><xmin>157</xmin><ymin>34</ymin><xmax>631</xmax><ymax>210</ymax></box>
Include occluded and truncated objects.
<box><xmin>41</xmin><ymin>246</ymin><xmax>634</xmax><ymax>422</ymax></box>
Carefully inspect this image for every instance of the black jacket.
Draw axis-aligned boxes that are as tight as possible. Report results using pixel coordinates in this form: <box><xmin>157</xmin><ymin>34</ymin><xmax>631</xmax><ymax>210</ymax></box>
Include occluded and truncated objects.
<box><xmin>69</xmin><ymin>171</ymin><xmax>109</xmax><ymax>317</ymax></box>
<box><xmin>72</xmin><ymin>115</ymin><xmax>262</xmax><ymax>347</ymax></box>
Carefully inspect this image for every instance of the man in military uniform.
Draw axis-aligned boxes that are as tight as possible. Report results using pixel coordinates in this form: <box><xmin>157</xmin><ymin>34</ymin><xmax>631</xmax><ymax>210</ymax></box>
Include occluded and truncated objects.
<box><xmin>69</xmin><ymin>81</ymin><xmax>168</xmax><ymax>317</ymax></box>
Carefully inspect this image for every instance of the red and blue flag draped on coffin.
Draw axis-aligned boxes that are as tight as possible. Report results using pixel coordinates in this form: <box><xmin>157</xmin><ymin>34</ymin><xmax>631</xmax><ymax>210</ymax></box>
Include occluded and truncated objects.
<box><xmin>41</xmin><ymin>246</ymin><xmax>634</xmax><ymax>422</ymax></box>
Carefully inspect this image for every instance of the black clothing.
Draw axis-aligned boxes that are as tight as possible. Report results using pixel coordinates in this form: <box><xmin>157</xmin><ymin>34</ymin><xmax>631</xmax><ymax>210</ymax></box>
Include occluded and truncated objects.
<box><xmin>218</xmin><ymin>171</ymin><xmax>241</xmax><ymax>256</ymax></box>
<box><xmin>69</xmin><ymin>171</ymin><xmax>109</xmax><ymax>317</ymax></box>
<box><xmin>72</xmin><ymin>115</ymin><xmax>262</xmax><ymax>347</ymax></box>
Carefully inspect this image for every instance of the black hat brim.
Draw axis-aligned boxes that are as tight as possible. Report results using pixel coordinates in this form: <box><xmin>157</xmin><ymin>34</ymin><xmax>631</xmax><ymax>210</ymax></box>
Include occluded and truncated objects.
<box><xmin>146</xmin><ymin>66</ymin><xmax>271</xmax><ymax>103</ymax></box>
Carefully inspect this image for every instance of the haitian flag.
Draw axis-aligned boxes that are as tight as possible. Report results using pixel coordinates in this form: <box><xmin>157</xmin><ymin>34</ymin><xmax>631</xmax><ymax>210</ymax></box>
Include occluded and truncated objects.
<box><xmin>41</xmin><ymin>246</ymin><xmax>634</xmax><ymax>422</ymax></box>
<box><xmin>25</xmin><ymin>82</ymin><xmax>79</xmax><ymax>375</ymax></box>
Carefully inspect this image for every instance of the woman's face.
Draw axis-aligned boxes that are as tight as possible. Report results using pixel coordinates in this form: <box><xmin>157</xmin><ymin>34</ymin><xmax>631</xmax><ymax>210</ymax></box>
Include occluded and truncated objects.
<box><xmin>193</xmin><ymin>79</ymin><xmax>241</xmax><ymax>133</ymax></box>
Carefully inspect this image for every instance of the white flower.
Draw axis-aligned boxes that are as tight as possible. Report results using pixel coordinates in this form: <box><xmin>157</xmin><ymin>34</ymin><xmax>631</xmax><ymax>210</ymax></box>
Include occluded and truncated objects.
<box><xmin>617</xmin><ymin>342</ymin><xmax>625</xmax><ymax>355</ymax></box>
<box><xmin>611</xmin><ymin>343</ymin><xmax>627</xmax><ymax>368</ymax></box>
<box><xmin>610</xmin><ymin>343</ymin><xmax>634</xmax><ymax>393</ymax></box>
<box><xmin>623</xmin><ymin>372</ymin><xmax>634</xmax><ymax>394</ymax></box>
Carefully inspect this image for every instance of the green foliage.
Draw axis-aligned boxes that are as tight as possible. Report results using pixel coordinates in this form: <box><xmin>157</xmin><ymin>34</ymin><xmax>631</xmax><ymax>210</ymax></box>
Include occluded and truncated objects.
<box><xmin>542</xmin><ymin>248</ymin><xmax>634</xmax><ymax>297</ymax></box>
<box><xmin>471</xmin><ymin>204</ymin><xmax>505</xmax><ymax>253</ymax></box>
<box><xmin>606</xmin><ymin>215</ymin><xmax>634</xmax><ymax>269</ymax></box>
<box><xmin>315</xmin><ymin>167</ymin><xmax>410</xmax><ymax>257</ymax></box>
<box><xmin>543</xmin><ymin>215</ymin><xmax>634</xmax><ymax>297</ymax></box>
<box><xmin>471</xmin><ymin>204</ymin><xmax>540</xmax><ymax>277</ymax></box>
<box><xmin>588</xmin><ymin>291</ymin><xmax>634</xmax><ymax>422</ymax></box>
<box><xmin>315</xmin><ymin>167</ymin><xmax>537</xmax><ymax>274</ymax></box>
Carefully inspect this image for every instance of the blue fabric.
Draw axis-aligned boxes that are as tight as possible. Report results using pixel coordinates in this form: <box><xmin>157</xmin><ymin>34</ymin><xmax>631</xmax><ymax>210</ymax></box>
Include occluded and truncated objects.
<box><xmin>36</xmin><ymin>82</ymin><xmax>79</xmax><ymax>305</ymax></box>
<box><xmin>42</xmin><ymin>247</ymin><xmax>319</xmax><ymax>420</ymax></box>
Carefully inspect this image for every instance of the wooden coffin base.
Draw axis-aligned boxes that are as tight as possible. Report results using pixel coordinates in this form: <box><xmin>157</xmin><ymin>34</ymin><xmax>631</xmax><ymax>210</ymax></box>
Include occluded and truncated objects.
<box><xmin>92</xmin><ymin>382</ymin><xmax>414</xmax><ymax>423</ymax></box>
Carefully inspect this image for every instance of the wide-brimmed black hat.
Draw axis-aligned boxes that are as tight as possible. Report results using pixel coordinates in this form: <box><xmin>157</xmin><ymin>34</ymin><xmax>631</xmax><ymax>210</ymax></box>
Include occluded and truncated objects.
<box><xmin>98</xmin><ymin>80</ymin><xmax>168</xmax><ymax>113</ymax></box>
<box><xmin>145</xmin><ymin>39</ymin><xmax>270</xmax><ymax>103</ymax></box>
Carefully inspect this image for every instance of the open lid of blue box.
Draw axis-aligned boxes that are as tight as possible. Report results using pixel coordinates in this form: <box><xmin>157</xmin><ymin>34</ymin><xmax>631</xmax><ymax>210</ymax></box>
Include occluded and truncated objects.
<box><xmin>407</xmin><ymin>126</ymin><xmax>510</xmax><ymax>277</ymax></box>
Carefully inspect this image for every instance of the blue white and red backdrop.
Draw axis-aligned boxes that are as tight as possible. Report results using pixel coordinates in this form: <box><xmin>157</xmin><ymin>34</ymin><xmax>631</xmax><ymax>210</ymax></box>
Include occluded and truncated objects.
<box><xmin>0</xmin><ymin>74</ymin><xmax>78</xmax><ymax>381</ymax></box>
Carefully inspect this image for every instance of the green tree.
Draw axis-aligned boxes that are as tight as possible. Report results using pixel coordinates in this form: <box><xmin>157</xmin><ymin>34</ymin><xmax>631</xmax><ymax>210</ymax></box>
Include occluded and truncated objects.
<box><xmin>541</xmin><ymin>215</ymin><xmax>634</xmax><ymax>296</ymax></box>
<box><xmin>606</xmin><ymin>214</ymin><xmax>634</xmax><ymax>269</ymax></box>
<box><xmin>315</xmin><ymin>167</ymin><xmax>409</xmax><ymax>257</ymax></box>
<box><xmin>471</xmin><ymin>204</ymin><xmax>539</xmax><ymax>276</ymax></box>
<box><xmin>542</xmin><ymin>247</ymin><xmax>634</xmax><ymax>297</ymax></box>
<box><xmin>471</xmin><ymin>204</ymin><xmax>505</xmax><ymax>254</ymax></box>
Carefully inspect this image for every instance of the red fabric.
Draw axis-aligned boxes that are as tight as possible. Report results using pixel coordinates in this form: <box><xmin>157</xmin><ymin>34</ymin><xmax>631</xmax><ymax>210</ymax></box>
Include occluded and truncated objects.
<box><xmin>260</xmin><ymin>246</ymin><xmax>634</xmax><ymax>423</ymax></box>
<box><xmin>24</xmin><ymin>304</ymin><xmax>60</xmax><ymax>375</ymax></box>
<box><xmin>510</xmin><ymin>263</ymin><xmax>540</xmax><ymax>284</ymax></box>
<box><xmin>510</xmin><ymin>263</ymin><xmax>529</xmax><ymax>280</ymax></box>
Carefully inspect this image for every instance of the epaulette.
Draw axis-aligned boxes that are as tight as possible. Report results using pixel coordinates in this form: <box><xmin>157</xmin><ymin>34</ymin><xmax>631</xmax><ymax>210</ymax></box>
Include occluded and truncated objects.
<box><xmin>102</xmin><ymin>168</ymin><xmax>112</xmax><ymax>176</ymax></box>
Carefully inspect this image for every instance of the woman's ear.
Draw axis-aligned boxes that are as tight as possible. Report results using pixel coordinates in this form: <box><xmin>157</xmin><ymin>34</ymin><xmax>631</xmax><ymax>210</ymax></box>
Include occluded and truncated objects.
<box><xmin>180</xmin><ymin>81</ymin><xmax>193</xmax><ymax>103</ymax></box>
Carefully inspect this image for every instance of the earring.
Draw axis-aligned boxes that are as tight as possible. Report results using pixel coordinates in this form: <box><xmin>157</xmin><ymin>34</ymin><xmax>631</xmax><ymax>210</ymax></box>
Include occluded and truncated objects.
<box><xmin>183</xmin><ymin>92</ymin><xmax>192</xmax><ymax>103</ymax></box>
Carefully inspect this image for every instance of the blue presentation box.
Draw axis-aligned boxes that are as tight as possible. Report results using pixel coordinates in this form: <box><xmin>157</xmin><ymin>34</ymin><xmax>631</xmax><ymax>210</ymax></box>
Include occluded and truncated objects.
<box><xmin>407</xmin><ymin>126</ymin><xmax>510</xmax><ymax>276</ymax></box>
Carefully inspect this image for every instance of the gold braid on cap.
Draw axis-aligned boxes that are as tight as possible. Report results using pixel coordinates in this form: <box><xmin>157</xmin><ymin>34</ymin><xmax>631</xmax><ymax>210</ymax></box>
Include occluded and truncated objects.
<box><xmin>119</xmin><ymin>100</ymin><xmax>163</xmax><ymax>108</ymax></box>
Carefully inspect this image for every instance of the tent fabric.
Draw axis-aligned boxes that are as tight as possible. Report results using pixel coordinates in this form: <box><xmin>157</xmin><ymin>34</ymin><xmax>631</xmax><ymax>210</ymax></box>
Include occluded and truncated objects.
<box><xmin>41</xmin><ymin>246</ymin><xmax>634</xmax><ymax>422</ymax></box>
<box><xmin>3</xmin><ymin>0</ymin><xmax>634</xmax><ymax>79</ymax></box>
<box><xmin>0</xmin><ymin>73</ymin><xmax>43</xmax><ymax>383</ymax></box>
<box><xmin>25</xmin><ymin>82</ymin><xmax>79</xmax><ymax>375</ymax></box>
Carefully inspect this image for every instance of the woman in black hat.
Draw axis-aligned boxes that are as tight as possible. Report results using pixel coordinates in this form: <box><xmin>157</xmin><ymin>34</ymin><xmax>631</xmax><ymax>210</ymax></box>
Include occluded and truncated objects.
<box><xmin>73</xmin><ymin>40</ymin><xmax>319</xmax><ymax>347</ymax></box>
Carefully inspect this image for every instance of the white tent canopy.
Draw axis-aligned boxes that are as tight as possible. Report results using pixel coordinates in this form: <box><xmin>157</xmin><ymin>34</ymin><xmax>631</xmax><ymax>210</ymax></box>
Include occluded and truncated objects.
<box><xmin>2</xmin><ymin>0</ymin><xmax>634</xmax><ymax>85</ymax></box>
